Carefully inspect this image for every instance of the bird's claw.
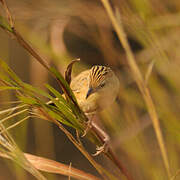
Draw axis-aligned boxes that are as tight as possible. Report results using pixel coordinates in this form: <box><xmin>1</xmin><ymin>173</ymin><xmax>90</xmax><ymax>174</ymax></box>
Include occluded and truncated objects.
<box><xmin>81</xmin><ymin>120</ymin><xmax>92</xmax><ymax>137</ymax></box>
<box><xmin>92</xmin><ymin>142</ymin><xmax>109</xmax><ymax>156</ymax></box>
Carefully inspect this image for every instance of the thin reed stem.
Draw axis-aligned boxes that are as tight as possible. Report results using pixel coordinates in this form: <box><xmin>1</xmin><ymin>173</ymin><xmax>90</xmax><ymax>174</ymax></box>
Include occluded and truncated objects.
<box><xmin>101</xmin><ymin>0</ymin><xmax>171</xmax><ymax>178</ymax></box>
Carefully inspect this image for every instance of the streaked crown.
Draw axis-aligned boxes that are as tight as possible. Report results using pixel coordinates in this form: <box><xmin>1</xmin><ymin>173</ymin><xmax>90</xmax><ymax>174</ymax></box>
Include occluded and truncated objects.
<box><xmin>89</xmin><ymin>65</ymin><xmax>112</xmax><ymax>88</ymax></box>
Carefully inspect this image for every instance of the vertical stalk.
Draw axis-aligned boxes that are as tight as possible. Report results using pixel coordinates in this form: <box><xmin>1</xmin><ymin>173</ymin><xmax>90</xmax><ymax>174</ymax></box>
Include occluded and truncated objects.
<box><xmin>101</xmin><ymin>0</ymin><xmax>171</xmax><ymax>178</ymax></box>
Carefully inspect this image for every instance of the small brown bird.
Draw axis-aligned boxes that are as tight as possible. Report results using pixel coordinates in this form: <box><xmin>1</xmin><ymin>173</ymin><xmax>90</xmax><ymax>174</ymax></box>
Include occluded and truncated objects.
<box><xmin>70</xmin><ymin>65</ymin><xmax>120</xmax><ymax>155</ymax></box>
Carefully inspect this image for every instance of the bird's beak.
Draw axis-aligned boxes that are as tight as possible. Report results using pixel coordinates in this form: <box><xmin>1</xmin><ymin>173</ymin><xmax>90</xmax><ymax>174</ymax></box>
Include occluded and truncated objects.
<box><xmin>86</xmin><ymin>87</ymin><xmax>94</xmax><ymax>99</ymax></box>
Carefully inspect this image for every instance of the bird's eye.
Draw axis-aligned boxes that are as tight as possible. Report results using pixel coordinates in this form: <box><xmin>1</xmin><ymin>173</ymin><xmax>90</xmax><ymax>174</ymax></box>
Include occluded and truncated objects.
<box><xmin>100</xmin><ymin>82</ymin><xmax>105</xmax><ymax>88</ymax></box>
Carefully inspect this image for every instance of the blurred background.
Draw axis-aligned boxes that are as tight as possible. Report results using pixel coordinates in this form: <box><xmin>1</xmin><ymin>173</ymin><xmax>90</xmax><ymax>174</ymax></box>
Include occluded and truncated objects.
<box><xmin>0</xmin><ymin>0</ymin><xmax>180</xmax><ymax>179</ymax></box>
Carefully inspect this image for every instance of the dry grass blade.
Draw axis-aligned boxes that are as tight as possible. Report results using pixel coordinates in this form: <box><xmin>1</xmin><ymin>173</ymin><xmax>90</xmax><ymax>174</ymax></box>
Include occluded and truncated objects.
<box><xmin>101</xmin><ymin>0</ymin><xmax>171</xmax><ymax>178</ymax></box>
<box><xmin>0</xmin><ymin>149</ymin><xmax>101</xmax><ymax>180</ymax></box>
<box><xmin>0</xmin><ymin>100</ymin><xmax>22</xmax><ymax>105</ymax></box>
<box><xmin>65</xmin><ymin>59</ymin><xmax>80</xmax><ymax>84</ymax></box>
<box><xmin>24</xmin><ymin>153</ymin><xmax>101</xmax><ymax>180</ymax></box>
<box><xmin>0</xmin><ymin>124</ymin><xmax>46</xmax><ymax>180</ymax></box>
<box><xmin>145</xmin><ymin>60</ymin><xmax>155</xmax><ymax>85</ymax></box>
<box><xmin>0</xmin><ymin>109</ymin><xmax>28</xmax><ymax>124</ymax></box>
<box><xmin>0</xmin><ymin>116</ymin><xmax>30</xmax><ymax>133</ymax></box>
<box><xmin>0</xmin><ymin>105</ymin><xmax>27</xmax><ymax>115</ymax></box>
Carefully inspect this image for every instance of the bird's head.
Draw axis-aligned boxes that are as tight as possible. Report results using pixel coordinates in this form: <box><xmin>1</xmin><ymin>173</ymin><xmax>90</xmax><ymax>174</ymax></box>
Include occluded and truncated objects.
<box><xmin>86</xmin><ymin>65</ymin><xmax>119</xmax><ymax>99</ymax></box>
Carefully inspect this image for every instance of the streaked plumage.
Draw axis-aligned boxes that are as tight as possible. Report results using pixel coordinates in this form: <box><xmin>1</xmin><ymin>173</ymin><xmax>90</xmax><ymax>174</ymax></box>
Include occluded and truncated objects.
<box><xmin>89</xmin><ymin>66</ymin><xmax>111</xmax><ymax>89</ymax></box>
<box><xmin>70</xmin><ymin>65</ymin><xmax>119</xmax><ymax>115</ymax></box>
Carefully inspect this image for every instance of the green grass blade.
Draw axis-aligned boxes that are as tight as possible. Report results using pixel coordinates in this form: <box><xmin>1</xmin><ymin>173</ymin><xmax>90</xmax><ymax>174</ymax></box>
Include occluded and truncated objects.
<box><xmin>0</xmin><ymin>86</ymin><xmax>19</xmax><ymax>91</ymax></box>
<box><xmin>0</xmin><ymin>59</ymin><xmax>24</xmax><ymax>86</ymax></box>
<box><xmin>43</xmin><ymin>105</ymin><xmax>75</xmax><ymax>128</ymax></box>
<box><xmin>50</xmin><ymin>67</ymin><xmax>77</xmax><ymax>103</ymax></box>
<box><xmin>45</xmin><ymin>84</ymin><xmax>67</xmax><ymax>104</ymax></box>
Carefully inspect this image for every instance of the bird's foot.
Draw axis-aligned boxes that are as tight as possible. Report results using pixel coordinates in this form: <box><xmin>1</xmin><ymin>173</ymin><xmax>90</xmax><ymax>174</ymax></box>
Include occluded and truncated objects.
<box><xmin>81</xmin><ymin>120</ymin><xmax>93</xmax><ymax>137</ymax></box>
<box><xmin>92</xmin><ymin>141</ymin><xmax>109</xmax><ymax>156</ymax></box>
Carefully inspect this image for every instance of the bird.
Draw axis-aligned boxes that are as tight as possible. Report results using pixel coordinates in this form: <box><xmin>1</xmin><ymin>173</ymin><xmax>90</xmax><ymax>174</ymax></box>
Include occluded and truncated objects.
<box><xmin>70</xmin><ymin>65</ymin><xmax>120</xmax><ymax>116</ymax></box>
<box><xmin>70</xmin><ymin>65</ymin><xmax>120</xmax><ymax>155</ymax></box>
